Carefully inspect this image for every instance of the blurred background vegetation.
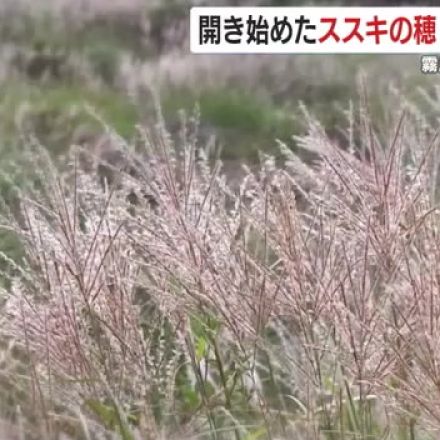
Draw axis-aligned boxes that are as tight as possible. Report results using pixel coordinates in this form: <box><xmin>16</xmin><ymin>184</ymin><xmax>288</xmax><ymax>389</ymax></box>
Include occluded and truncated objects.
<box><xmin>0</xmin><ymin>0</ymin><xmax>434</xmax><ymax>154</ymax></box>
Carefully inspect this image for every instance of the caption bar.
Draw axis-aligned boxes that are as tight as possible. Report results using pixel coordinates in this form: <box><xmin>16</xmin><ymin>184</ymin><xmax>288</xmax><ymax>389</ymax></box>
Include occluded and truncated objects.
<box><xmin>190</xmin><ymin>7</ymin><xmax>439</xmax><ymax>54</ymax></box>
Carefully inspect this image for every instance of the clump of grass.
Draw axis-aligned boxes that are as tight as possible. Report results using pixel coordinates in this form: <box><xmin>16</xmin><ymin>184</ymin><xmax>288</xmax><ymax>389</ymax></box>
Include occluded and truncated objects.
<box><xmin>2</xmin><ymin>90</ymin><xmax>440</xmax><ymax>440</ymax></box>
<box><xmin>162</xmin><ymin>86</ymin><xmax>296</xmax><ymax>160</ymax></box>
<box><xmin>0</xmin><ymin>80</ymin><xmax>139</xmax><ymax>154</ymax></box>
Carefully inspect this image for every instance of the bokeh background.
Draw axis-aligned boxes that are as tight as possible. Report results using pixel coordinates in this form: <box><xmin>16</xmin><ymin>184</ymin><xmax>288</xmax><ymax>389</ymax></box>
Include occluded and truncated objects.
<box><xmin>0</xmin><ymin>0</ymin><xmax>437</xmax><ymax>200</ymax></box>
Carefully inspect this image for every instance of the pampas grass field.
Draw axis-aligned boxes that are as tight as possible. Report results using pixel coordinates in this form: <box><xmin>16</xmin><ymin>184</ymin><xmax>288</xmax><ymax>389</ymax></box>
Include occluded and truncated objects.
<box><xmin>0</xmin><ymin>1</ymin><xmax>439</xmax><ymax>439</ymax></box>
<box><xmin>0</xmin><ymin>86</ymin><xmax>439</xmax><ymax>439</ymax></box>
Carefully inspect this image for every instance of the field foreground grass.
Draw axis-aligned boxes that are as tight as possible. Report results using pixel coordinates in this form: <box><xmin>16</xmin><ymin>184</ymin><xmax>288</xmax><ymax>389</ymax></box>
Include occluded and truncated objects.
<box><xmin>0</xmin><ymin>92</ymin><xmax>440</xmax><ymax>440</ymax></box>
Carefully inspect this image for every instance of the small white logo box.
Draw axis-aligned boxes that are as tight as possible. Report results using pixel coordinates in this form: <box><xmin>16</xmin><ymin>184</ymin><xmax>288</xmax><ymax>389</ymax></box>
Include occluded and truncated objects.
<box><xmin>190</xmin><ymin>7</ymin><xmax>440</xmax><ymax>54</ymax></box>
